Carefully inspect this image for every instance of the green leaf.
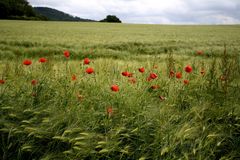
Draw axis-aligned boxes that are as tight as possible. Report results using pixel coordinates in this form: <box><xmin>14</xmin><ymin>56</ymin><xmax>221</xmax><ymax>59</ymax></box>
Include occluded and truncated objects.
<box><xmin>0</xmin><ymin>128</ymin><xmax>9</xmax><ymax>132</ymax></box>
<box><xmin>52</xmin><ymin>136</ymin><xmax>69</xmax><ymax>142</ymax></box>
<box><xmin>21</xmin><ymin>145</ymin><xmax>32</xmax><ymax>151</ymax></box>
<box><xmin>97</xmin><ymin>141</ymin><xmax>107</xmax><ymax>145</ymax></box>
<box><xmin>161</xmin><ymin>147</ymin><xmax>169</xmax><ymax>156</ymax></box>
<box><xmin>63</xmin><ymin>150</ymin><xmax>73</xmax><ymax>154</ymax></box>
<box><xmin>80</xmin><ymin>132</ymin><xmax>90</xmax><ymax>136</ymax></box>
<box><xmin>74</xmin><ymin>142</ymin><xmax>86</xmax><ymax>146</ymax></box>
<box><xmin>42</xmin><ymin>118</ymin><xmax>49</xmax><ymax>123</ymax></box>
<box><xmin>1</xmin><ymin>107</ymin><xmax>14</xmax><ymax>110</ymax></box>
<box><xmin>99</xmin><ymin>149</ymin><xmax>109</xmax><ymax>154</ymax></box>
<box><xmin>73</xmin><ymin>146</ymin><xmax>82</xmax><ymax>151</ymax></box>
<box><xmin>21</xmin><ymin>120</ymin><xmax>31</xmax><ymax>124</ymax></box>
<box><xmin>131</xmin><ymin>127</ymin><xmax>139</xmax><ymax>133</ymax></box>
<box><xmin>139</xmin><ymin>157</ymin><xmax>146</xmax><ymax>160</ymax></box>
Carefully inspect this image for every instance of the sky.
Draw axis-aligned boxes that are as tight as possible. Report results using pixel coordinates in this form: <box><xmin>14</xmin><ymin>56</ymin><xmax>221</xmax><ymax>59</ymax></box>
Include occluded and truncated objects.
<box><xmin>28</xmin><ymin>0</ymin><xmax>240</xmax><ymax>24</ymax></box>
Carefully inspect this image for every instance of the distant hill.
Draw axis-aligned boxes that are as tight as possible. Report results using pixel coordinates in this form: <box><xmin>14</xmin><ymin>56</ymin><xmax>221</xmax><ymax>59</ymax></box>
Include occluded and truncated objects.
<box><xmin>34</xmin><ymin>7</ymin><xmax>95</xmax><ymax>22</ymax></box>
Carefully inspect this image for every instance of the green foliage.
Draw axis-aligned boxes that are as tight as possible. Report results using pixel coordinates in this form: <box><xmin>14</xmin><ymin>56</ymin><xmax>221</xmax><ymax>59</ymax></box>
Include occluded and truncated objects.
<box><xmin>0</xmin><ymin>21</ymin><xmax>240</xmax><ymax>159</ymax></box>
<box><xmin>100</xmin><ymin>15</ymin><xmax>122</xmax><ymax>23</ymax></box>
<box><xmin>0</xmin><ymin>0</ymin><xmax>94</xmax><ymax>21</ymax></box>
<box><xmin>0</xmin><ymin>0</ymin><xmax>38</xmax><ymax>19</ymax></box>
<box><xmin>33</xmin><ymin>7</ymin><xmax>95</xmax><ymax>22</ymax></box>
<box><xmin>0</xmin><ymin>1</ymin><xmax>10</xmax><ymax>18</ymax></box>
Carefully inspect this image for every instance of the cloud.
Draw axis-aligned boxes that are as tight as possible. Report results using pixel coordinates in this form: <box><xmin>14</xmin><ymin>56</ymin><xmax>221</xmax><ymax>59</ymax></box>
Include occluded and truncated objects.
<box><xmin>28</xmin><ymin>0</ymin><xmax>240</xmax><ymax>24</ymax></box>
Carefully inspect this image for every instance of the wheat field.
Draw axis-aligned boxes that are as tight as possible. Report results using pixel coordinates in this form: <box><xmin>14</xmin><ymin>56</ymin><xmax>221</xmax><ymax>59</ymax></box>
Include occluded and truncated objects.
<box><xmin>0</xmin><ymin>20</ymin><xmax>240</xmax><ymax>160</ymax></box>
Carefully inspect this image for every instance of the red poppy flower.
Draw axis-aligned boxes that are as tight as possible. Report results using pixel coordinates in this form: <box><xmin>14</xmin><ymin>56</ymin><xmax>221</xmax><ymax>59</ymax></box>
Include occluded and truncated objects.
<box><xmin>86</xmin><ymin>67</ymin><xmax>94</xmax><ymax>74</ymax></box>
<box><xmin>176</xmin><ymin>72</ymin><xmax>182</xmax><ymax>79</ymax></box>
<box><xmin>31</xmin><ymin>79</ymin><xmax>37</xmax><ymax>86</ymax></box>
<box><xmin>0</xmin><ymin>79</ymin><xmax>5</xmax><ymax>84</ymax></box>
<box><xmin>185</xmin><ymin>65</ymin><xmax>192</xmax><ymax>73</ymax></box>
<box><xmin>72</xmin><ymin>74</ymin><xmax>77</xmax><ymax>81</ymax></box>
<box><xmin>151</xmin><ymin>85</ymin><xmax>160</xmax><ymax>90</ymax></box>
<box><xmin>147</xmin><ymin>73</ymin><xmax>158</xmax><ymax>81</ymax></box>
<box><xmin>122</xmin><ymin>71</ymin><xmax>133</xmax><ymax>77</ymax></box>
<box><xmin>139</xmin><ymin>67</ymin><xmax>145</xmax><ymax>73</ymax></box>
<box><xmin>111</xmin><ymin>85</ymin><xmax>119</xmax><ymax>92</ymax></box>
<box><xmin>128</xmin><ymin>77</ymin><xmax>137</xmax><ymax>84</ymax></box>
<box><xmin>150</xmin><ymin>73</ymin><xmax>158</xmax><ymax>79</ymax></box>
<box><xmin>122</xmin><ymin>71</ymin><xmax>129</xmax><ymax>77</ymax></box>
<box><xmin>183</xmin><ymin>79</ymin><xmax>189</xmax><ymax>85</ymax></box>
<box><xmin>169</xmin><ymin>70</ymin><xmax>175</xmax><ymax>78</ymax></box>
<box><xmin>84</xmin><ymin>58</ymin><xmax>90</xmax><ymax>65</ymax></box>
<box><xmin>147</xmin><ymin>77</ymin><xmax>152</xmax><ymax>81</ymax></box>
<box><xmin>39</xmin><ymin>57</ymin><xmax>47</xmax><ymax>63</ymax></box>
<box><xmin>23</xmin><ymin>59</ymin><xmax>32</xmax><ymax>66</ymax></box>
<box><xmin>196</xmin><ymin>50</ymin><xmax>204</xmax><ymax>55</ymax></box>
<box><xmin>64</xmin><ymin>50</ymin><xmax>70</xmax><ymax>58</ymax></box>
<box><xmin>127</xmin><ymin>73</ymin><xmax>133</xmax><ymax>77</ymax></box>
<box><xmin>107</xmin><ymin>106</ymin><xmax>113</xmax><ymax>116</ymax></box>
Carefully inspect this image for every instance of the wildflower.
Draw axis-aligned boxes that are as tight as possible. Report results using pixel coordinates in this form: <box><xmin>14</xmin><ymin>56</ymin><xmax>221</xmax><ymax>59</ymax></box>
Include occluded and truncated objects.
<box><xmin>72</xmin><ymin>74</ymin><xmax>77</xmax><ymax>81</ymax></box>
<box><xmin>107</xmin><ymin>106</ymin><xmax>113</xmax><ymax>117</ymax></box>
<box><xmin>183</xmin><ymin>79</ymin><xmax>189</xmax><ymax>85</ymax></box>
<box><xmin>64</xmin><ymin>50</ymin><xmax>70</xmax><ymax>58</ymax></box>
<box><xmin>147</xmin><ymin>77</ymin><xmax>152</xmax><ymax>81</ymax></box>
<box><xmin>23</xmin><ymin>59</ymin><xmax>32</xmax><ymax>66</ymax></box>
<box><xmin>128</xmin><ymin>77</ymin><xmax>137</xmax><ymax>84</ymax></box>
<box><xmin>84</xmin><ymin>58</ymin><xmax>90</xmax><ymax>65</ymax></box>
<box><xmin>185</xmin><ymin>65</ymin><xmax>192</xmax><ymax>73</ymax></box>
<box><xmin>147</xmin><ymin>73</ymin><xmax>158</xmax><ymax>81</ymax></box>
<box><xmin>39</xmin><ymin>57</ymin><xmax>47</xmax><ymax>63</ymax></box>
<box><xmin>86</xmin><ymin>67</ymin><xmax>94</xmax><ymax>74</ymax></box>
<box><xmin>169</xmin><ymin>70</ymin><xmax>175</xmax><ymax>78</ymax></box>
<box><xmin>139</xmin><ymin>67</ymin><xmax>145</xmax><ymax>73</ymax></box>
<box><xmin>31</xmin><ymin>79</ymin><xmax>37</xmax><ymax>86</ymax></box>
<box><xmin>122</xmin><ymin>71</ymin><xmax>133</xmax><ymax>77</ymax></box>
<box><xmin>127</xmin><ymin>73</ymin><xmax>133</xmax><ymax>77</ymax></box>
<box><xmin>150</xmin><ymin>73</ymin><xmax>158</xmax><ymax>79</ymax></box>
<box><xmin>151</xmin><ymin>85</ymin><xmax>160</xmax><ymax>90</ymax></box>
<box><xmin>200</xmin><ymin>69</ymin><xmax>205</xmax><ymax>75</ymax></box>
<box><xmin>196</xmin><ymin>50</ymin><xmax>204</xmax><ymax>55</ymax></box>
<box><xmin>176</xmin><ymin>72</ymin><xmax>182</xmax><ymax>79</ymax></box>
<box><xmin>0</xmin><ymin>79</ymin><xmax>5</xmax><ymax>84</ymax></box>
<box><xmin>111</xmin><ymin>85</ymin><xmax>119</xmax><ymax>92</ymax></box>
<box><xmin>122</xmin><ymin>71</ymin><xmax>130</xmax><ymax>77</ymax></box>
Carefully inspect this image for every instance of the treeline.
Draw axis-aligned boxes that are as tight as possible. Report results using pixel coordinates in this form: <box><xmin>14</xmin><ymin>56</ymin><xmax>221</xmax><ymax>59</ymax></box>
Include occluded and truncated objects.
<box><xmin>0</xmin><ymin>0</ymin><xmax>122</xmax><ymax>22</ymax></box>
<box><xmin>0</xmin><ymin>0</ymin><xmax>46</xmax><ymax>20</ymax></box>
<box><xmin>100</xmin><ymin>15</ymin><xmax>121</xmax><ymax>23</ymax></box>
<box><xmin>33</xmin><ymin>7</ymin><xmax>94</xmax><ymax>22</ymax></box>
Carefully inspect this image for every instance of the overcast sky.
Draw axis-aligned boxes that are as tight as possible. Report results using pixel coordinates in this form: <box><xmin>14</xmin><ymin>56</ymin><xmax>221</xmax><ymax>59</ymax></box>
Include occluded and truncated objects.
<box><xmin>28</xmin><ymin>0</ymin><xmax>240</xmax><ymax>24</ymax></box>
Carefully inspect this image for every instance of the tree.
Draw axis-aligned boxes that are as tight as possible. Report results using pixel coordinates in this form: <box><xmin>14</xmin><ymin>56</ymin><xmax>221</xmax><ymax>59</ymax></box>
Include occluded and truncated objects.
<box><xmin>0</xmin><ymin>1</ymin><xmax>10</xmax><ymax>18</ymax></box>
<box><xmin>0</xmin><ymin>0</ymin><xmax>37</xmax><ymax>19</ymax></box>
<box><xmin>100</xmin><ymin>15</ymin><xmax>121</xmax><ymax>23</ymax></box>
